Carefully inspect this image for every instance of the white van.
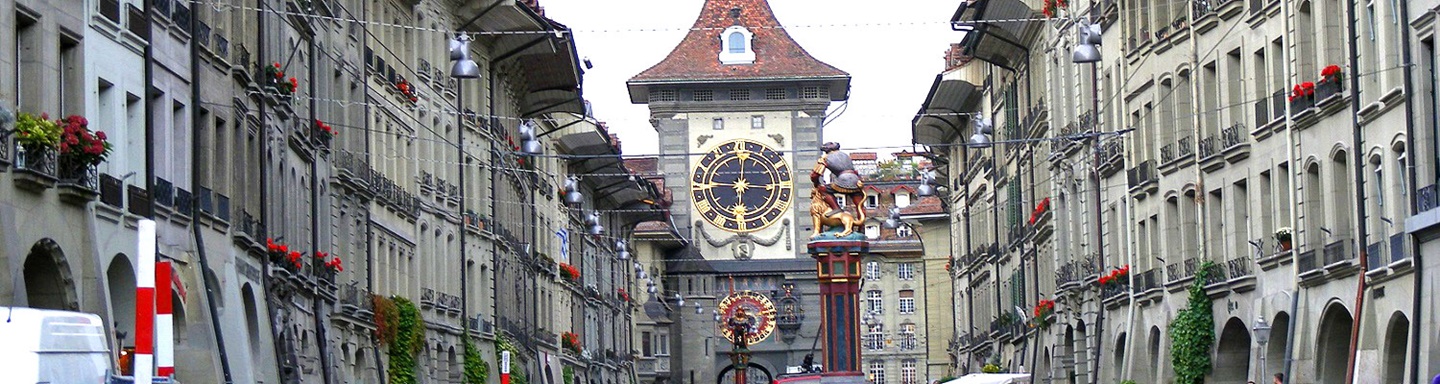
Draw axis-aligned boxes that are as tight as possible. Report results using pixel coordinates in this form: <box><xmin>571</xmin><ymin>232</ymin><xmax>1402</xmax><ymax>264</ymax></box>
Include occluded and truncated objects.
<box><xmin>0</xmin><ymin>307</ymin><xmax>115</xmax><ymax>383</ymax></box>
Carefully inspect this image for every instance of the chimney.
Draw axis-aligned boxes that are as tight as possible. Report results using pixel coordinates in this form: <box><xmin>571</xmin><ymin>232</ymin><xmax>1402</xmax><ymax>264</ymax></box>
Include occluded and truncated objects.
<box><xmin>609</xmin><ymin>133</ymin><xmax>622</xmax><ymax>153</ymax></box>
<box><xmin>944</xmin><ymin>43</ymin><xmax>970</xmax><ymax>71</ymax></box>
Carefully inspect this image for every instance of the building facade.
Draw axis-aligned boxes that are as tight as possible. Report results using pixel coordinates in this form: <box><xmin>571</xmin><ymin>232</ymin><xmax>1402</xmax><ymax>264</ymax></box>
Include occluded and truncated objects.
<box><xmin>626</xmin><ymin>0</ymin><xmax>851</xmax><ymax>383</ymax></box>
<box><xmin>918</xmin><ymin>0</ymin><xmax>1433</xmax><ymax>382</ymax></box>
<box><xmin>1</xmin><ymin>0</ymin><xmax>665</xmax><ymax>383</ymax></box>
<box><xmin>854</xmin><ymin>175</ymin><xmax>952</xmax><ymax>384</ymax></box>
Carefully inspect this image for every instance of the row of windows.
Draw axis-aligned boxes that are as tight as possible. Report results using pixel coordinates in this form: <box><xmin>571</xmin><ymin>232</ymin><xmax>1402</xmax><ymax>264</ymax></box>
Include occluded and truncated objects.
<box><xmin>865</xmin><ymin>290</ymin><xmax>916</xmax><ymax>314</ymax></box>
<box><xmin>866</xmin><ymin>360</ymin><xmax>919</xmax><ymax>384</ymax></box>
<box><xmin>865</xmin><ymin>262</ymin><xmax>917</xmax><ymax>281</ymax></box>
<box><xmin>647</xmin><ymin>87</ymin><xmax>830</xmax><ymax>103</ymax></box>
<box><xmin>711</xmin><ymin>116</ymin><xmax>765</xmax><ymax>130</ymax></box>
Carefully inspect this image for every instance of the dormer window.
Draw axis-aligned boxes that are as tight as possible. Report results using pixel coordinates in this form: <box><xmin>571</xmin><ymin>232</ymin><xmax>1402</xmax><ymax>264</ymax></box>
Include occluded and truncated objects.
<box><xmin>718</xmin><ymin>26</ymin><xmax>756</xmax><ymax>65</ymax></box>
<box><xmin>895</xmin><ymin>192</ymin><xmax>912</xmax><ymax>208</ymax></box>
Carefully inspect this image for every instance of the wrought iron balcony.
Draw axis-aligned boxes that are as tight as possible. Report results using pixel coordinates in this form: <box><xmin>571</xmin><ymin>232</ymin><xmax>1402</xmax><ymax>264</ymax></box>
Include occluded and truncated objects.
<box><xmin>1222</xmin><ymin>123</ymin><xmax>1247</xmax><ymax>148</ymax></box>
<box><xmin>1197</xmin><ymin>136</ymin><xmax>1218</xmax><ymax>159</ymax></box>
<box><xmin>1160</xmin><ymin>143</ymin><xmax>1175</xmax><ymax>164</ymax></box>
<box><xmin>1254</xmin><ymin>98</ymin><xmax>1271</xmax><ymax>128</ymax></box>
<box><xmin>1226</xmin><ymin>256</ymin><xmax>1253</xmax><ymax>278</ymax></box>
<box><xmin>15</xmin><ymin>145</ymin><xmax>58</xmax><ymax>179</ymax></box>
<box><xmin>1418</xmin><ymin>184</ymin><xmax>1439</xmax><ymax>212</ymax></box>
<box><xmin>1322</xmin><ymin>239</ymin><xmax>1351</xmax><ymax>266</ymax></box>
<box><xmin>1298</xmin><ymin>249</ymin><xmax>1318</xmax><ymax>273</ymax></box>
<box><xmin>1177</xmin><ymin>136</ymin><xmax>1194</xmax><ymax>158</ymax></box>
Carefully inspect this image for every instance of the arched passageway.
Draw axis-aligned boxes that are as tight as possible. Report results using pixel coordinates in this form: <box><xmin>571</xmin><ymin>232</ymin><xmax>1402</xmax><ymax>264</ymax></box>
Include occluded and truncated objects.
<box><xmin>24</xmin><ymin>239</ymin><xmax>76</xmax><ymax>310</ymax></box>
<box><xmin>1316</xmin><ymin>303</ymin><xmax>1353</xmax><ymax>384</ymax></box>
<box><xmin>1214</xmin><ymin>318</ymin><xmax>1252</xmax><ymax>383</ymax></box>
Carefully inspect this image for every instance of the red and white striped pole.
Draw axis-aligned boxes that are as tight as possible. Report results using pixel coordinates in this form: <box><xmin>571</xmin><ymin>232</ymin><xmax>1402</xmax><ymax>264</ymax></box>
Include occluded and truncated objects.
<box><xmin>156</xmin><ymin>261</ymin><xmax>174</xmax><ymax>377</ymax></box>
<box><xmin>136</xmin><ymin>219</ymin><xmax>156</xmax><ymax>383</ymax></box>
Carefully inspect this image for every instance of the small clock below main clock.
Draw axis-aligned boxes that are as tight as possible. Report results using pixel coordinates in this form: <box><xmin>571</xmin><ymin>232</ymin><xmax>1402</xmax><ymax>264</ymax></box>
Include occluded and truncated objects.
<box><xmin>690</xmin><ymin>139</ymin><xmax>794</xmax><ymax>233</ymax></box>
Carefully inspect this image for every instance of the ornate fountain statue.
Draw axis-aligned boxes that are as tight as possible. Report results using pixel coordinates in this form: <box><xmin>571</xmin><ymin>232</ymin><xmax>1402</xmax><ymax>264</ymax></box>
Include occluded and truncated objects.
<box><xmin>809</xmin><ymin>142</ymin><xmax>866</xmax><ymax>238</ymax></box>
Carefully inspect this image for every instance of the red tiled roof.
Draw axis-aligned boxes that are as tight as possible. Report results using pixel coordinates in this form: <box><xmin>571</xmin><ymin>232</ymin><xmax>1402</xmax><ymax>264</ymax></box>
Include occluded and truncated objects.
<box><xmin>851</xmin><ymin>152</ymin><xmax>878</xmax><ymax>161</ymax></box>
<box><xmin>630</xmin><ymin>0</ymin><xmax>848</xmax><ymax>83</ymax></box>
<box><xmin>623</xmin><ymin>157</ymin><xmax>659</xmax><ymax>174</ymax></box>
<box><xmin>899</xmin><ymin>196</ymin><xmax>945</xmax><ymax>215</ymax></box>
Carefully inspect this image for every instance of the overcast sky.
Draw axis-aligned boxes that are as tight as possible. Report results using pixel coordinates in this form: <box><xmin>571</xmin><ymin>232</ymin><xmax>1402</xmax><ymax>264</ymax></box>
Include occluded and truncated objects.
<box><xmin>540</xmin><ymin>0</ymin><xmax>964</xmax><ymax>159</ymax></box>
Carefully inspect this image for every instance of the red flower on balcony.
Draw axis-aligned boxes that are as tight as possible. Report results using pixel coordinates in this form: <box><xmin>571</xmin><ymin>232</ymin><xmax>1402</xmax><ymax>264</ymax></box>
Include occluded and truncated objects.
<box><xmin>562</xmin><ymin>331</ymin><xmax>582</xmax><ymax>354</ymax></box>
<box><xmin>1320</xmin><ymin>64</ymin><xmax>1342</xmax><ymax>80</ymax></box>
<box><xmin>325</xmin><ymin>255</ymin><xmax>344</xmax><ymax>272</ymax></box>
<box><xmin>1028</xmin><ymin>197</ymin><xmax>1051</xmax><ymax>226</ymax></box>
<box><xmin>1098</xmin><ymin>264</ymin><xmax>1131</xmax><ymax>286</ymax></box>
<box><xmin>315</xmin><ymin>120</ymin><xmax>337</xmax><ymax>136</ymax></box>
<box><xmin>618</xmin><ymin>288</ymin><xmax>631</xmax><ymax>303</ymax></box>
<box><xmin>559</xmin><ymin>262</ymin><xmax>581</xmax><ymax>282</ymax></box>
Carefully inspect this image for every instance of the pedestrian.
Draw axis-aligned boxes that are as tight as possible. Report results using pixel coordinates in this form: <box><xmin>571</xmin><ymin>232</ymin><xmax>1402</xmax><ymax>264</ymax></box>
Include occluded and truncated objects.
<box><xmin>1273</xmin><ymin>373</ymin><xmax>1284</xmax><ymax>384</ymax></box>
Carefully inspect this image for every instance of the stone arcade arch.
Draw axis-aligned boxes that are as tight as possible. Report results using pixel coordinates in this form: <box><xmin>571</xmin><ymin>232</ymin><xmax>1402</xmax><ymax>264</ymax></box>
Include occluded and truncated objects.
<box><xmin>1264</xmin><ymin>312</ymin><xmax>1290</xmax><ymax>378</ymax></box>
<box><xmin>23</xmin><ymin>239</ymin><xmax>77</xmax><ymax>310</ymax></box>
<box><xmin>1316</xmin><ymin>303</ymin><xmax>1353</xmax><ymax>384</ymax></box>
<box><xmin>1382</xmin><ymin>312</ymin><xmax>1409</xmax><ymax>383</ymax></box>
<box><xmin>1111</xmin><ymin>332</ymin><xmax>1125</xmax><ymax>383</ymax></box>
<box><xmin>107</xmin><ymin>254</ymin><xmax>137</xmax><ymax>349</ymax></box>
<box><xmin>1213</xmin><ymin>318</ymin><xmax>1252</xmax><ymax>383</ymax></box>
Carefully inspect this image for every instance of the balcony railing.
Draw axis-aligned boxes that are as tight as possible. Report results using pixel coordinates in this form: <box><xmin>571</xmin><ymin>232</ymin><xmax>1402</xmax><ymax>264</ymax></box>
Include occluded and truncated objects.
<box><xmin>1270</xmin><ymin>90</ymin><xmax>1286</xmax><ymax>123</ymax></box>
<box><xmin>1177</xmin><ymin>136</ymin><xmax>1194</xmax><ymax>158</ymax></box>
<box><xmin>1197</xmin><ymin>136</ymin><xmax>1218</xmax><ymax>159</ymax></box>
<box><xmin>1160</xmin><ymin>143</ymin><xmax>1175</xmax><ymax>164</ymax></box>
<box><xmin>1222</xmin><ymin>123</ymin><xmax>1247</xmax><ymax>148</ymax></box>
<box><xmin>1227</xmin><ymin>256</ymin><xmax>1253</xmax><ymax>278</ymax></box>
<box><xmin>1322</xmin><ymin>240</ymin><xmax>1351</xmax><ymax>266</ymax></box>
<box><xmin>59</xmin><ymin>164</ymin><xmax>100</xmax><ymax>192</ymax></box>
<box><xmin>1298</xmin><ymin>249</ymin><xmax>1319</xmax><ymax>273</ymax></box>
<box><xmin>15</xmin><ymin>145</ymin><xmax>58</xmax><ymax>178</ymax></box>
<box><xmin>1417</xmin><ymin>184</ymin><xmax>1438</xmax><ymax>212</ymax></box>
<box><xmin>1391</xmin><ymin>233</ymin><xmax>1409</xmax><ymax>262</ymax></box>
<box><xmin>1367</xmin><ymin>242</ymin><xmax>1384</xmax><ymax>271</ymax></box>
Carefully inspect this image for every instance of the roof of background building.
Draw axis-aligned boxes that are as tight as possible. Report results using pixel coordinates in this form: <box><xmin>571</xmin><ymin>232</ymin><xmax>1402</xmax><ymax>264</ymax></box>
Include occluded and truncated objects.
<box><xmin>851</xmin><ymin>152</ymin><xmax>878</xmax><ymax>161</ymax></box>
<box><xmin>629</xmin><ymin>0</ymin><xmax>848</xmax><ymax>83</ymax></box>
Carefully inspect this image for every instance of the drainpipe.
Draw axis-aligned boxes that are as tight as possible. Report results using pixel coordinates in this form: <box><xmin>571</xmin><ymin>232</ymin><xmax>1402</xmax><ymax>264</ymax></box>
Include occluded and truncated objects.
<box><xmin>961</xmin><ymin>142</ymin><xmax>974</xmax><ymax>371</ymax></box>
<box><xmin>1396</xmin><ymin>2</ymin><xmax>1422</xmax><ymax>382</ymax></box>
<box><xmin>1341</xmin><ymin>0</ymin><xmax>1374</xmax><ymax>376</ymax></box>
<box><xmin>1087</xmin><ymin>61</ymin><xmax>1106</xmax><ymax>384</ymax></box>
<box><xmin>306</xmin><ymin>32</ymin><xmax>335</xmax><ymax>384</ymax></box>
<box><xmin>189</xmin><ymin>9</ymin><xmax>234</xmax><ymax>383</ymax></box>
<box><xmin>360</xmin><ymin>1</ymin><xmax>382</xmax><ymax>379</ymax></box>
<box><xmin>1278</xmin><ymin>0</ymin><xmax>1300</xmax><ymax>380</ymax></box>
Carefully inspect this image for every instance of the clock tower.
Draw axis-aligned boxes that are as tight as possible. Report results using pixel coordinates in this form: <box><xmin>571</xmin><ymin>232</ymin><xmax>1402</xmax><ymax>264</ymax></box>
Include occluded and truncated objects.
<box><xmin>628</xmin><ymin>0</ymin><xmax>850</xmax><ymax>261</ymax></box>
<box><xmin>629</xmin><ymin>0</ymin><xmax>849</xmax><ymax>382</ymax></box>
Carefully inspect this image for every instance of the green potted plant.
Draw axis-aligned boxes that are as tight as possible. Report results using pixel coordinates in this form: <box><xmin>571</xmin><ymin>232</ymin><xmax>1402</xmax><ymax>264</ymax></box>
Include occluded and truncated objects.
<box><xmin>1274</xmin><ymin>227</ymin><xmax>1293</xmax><ymax>251</ymax></box>
<box><xmin>14</xmin><ymin>112</ymin><xmax>61</xmax><ymax>170</ymax></box>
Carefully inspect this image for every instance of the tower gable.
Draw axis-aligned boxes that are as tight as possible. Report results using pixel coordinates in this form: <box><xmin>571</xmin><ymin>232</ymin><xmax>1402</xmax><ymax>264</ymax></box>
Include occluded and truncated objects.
<box><xmin>627</xmin><ymin>0</ymin><xmax>850</xmax><ymax>103</ymax></box>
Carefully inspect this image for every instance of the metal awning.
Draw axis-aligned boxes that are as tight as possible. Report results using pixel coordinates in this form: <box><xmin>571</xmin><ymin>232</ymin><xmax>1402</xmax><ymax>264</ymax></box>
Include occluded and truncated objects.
<box><xmin>462</xmin><ymin>1</ymin><xmax>585</xmax><ymax>117</ymax></box>
<box><xmin>912</xmin><ymin>74</ymin><xmax>981</xmax><ymax>147</ymax></box>
<box><xmin>950</xmin><ymin>0</ymin><xmax>1042</xmax><ymax>71</ymax></box>
<box><xmin>549</xmin><ymin>113</ymin><xmax>666</xmax><ymax>224</ymax></box>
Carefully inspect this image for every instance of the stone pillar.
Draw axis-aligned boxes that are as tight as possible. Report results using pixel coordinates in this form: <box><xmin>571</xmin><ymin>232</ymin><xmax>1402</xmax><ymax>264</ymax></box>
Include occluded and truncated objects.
<box><xmin>807</xmin><ymin>239</ymin><xmax>867</xmax><ymax>382</ymax></box>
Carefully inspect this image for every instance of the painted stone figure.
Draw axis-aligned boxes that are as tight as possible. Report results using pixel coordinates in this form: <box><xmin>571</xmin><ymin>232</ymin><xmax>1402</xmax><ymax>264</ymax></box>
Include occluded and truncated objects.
<box><xmin>809</xmin><ymin>142</ymin><xmax>865</xmax><ymax>237</ymax></box>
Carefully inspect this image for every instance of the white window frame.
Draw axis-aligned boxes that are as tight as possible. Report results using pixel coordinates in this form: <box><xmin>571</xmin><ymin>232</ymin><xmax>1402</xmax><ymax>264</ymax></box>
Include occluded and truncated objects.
<box><xmin>865</xmin><ymin>325</ymin><xmax>885</xmax><ymax>351</ymax></box>
<box><xmin>898</xmin><ymin>263</ymin><xmax>914</xmax><ymax>280</ymax></box>
<box><xmin>718</xmin><ymin>26</ymin><xmax>756</xmax><ymax>64</ymax></box>
<box><xmin>751</xmin><ymin>115</ymin><xmax>764</xmax><ymax>129</ymax></box>
<box><xmin>896</xmin><ymin>225</ymin><xmax>913</xmax><ymax>238</ymax></box>
<box><xmin>900</xmin><ymin>360</ymin><xmax>917</xmax><ymax>384</ymax></box>
<box><xmin>898</xmin><ymin>296</ymin><xmax>915</xmax><ymax>315</ymax></box>
<box><xmin>865</xmin><ymin>262</ymin><xmax>881</xmax><ymax>281</ymax></box>
<box><xmin>895</xmin><ymin>192</ymin><xmax>911</xmax><ymax>208</ymax></box>
<box><xmin>836</xmin><ymin>195</ymin><xmax>847</xmax><ymax>208</ymax></box>
<box><xmin>656</xmin><ymin>332</ymin><xmax>670</xmax><ymax>356</ymax></box>
<box><xmin>865</xmin><ymin>194</ymin><xmax>879</xmax><ymax>208</ymax></box>
<box><xmin>867</xmin><ymin>290</ymin><xmax>883</xmax><ymax>313</ymax></box>
<box><xmin>865</xmin><ymin>224</ymin><xmax>880</xmax><ymax>240</ymax></box>
<box><xmin>868</xmin><ymin>361</ymin><xmax>886</xmax><ymax>384</ymax></box>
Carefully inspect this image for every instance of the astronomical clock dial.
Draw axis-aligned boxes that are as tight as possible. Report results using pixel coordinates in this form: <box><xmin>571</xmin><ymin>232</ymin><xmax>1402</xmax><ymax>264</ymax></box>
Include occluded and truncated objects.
<box><xmin>691</xmin><ymin>139</ymin><xmax>794</xmax><ymax>233</ymax></box>
<box><xmin>717</xmin><ymin>291</ymin><xmax>778</xmax><ymax>345</ymax></box>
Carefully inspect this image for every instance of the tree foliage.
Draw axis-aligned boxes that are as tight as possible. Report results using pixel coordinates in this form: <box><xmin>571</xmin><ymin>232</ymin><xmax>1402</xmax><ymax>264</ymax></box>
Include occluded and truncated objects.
<box><xmin>1168</xmin><ymin>261</ymin><xmax>1216</xmax><ymax>384</ymax></box>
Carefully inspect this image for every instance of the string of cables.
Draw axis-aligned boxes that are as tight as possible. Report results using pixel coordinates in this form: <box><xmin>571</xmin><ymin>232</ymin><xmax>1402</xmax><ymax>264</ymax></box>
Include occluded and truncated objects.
<box><xmin>180</xmin><ymin>0</ymin><xmax>1125</xmax><ymax>36</ymax></box>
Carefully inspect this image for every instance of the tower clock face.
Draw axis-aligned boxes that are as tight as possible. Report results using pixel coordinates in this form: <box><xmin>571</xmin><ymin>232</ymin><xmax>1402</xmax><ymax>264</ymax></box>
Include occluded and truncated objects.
<box><xmin>691</xmin><ymin>139</ymin><xmax>793</xmax><ymax>233</ymax></box>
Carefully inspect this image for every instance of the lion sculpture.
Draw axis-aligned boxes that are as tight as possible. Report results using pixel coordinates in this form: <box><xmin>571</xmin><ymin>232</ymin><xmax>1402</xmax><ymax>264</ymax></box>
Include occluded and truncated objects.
<box><xmin>810</xmin><ymin>188</ymin><xmax>858</xmax><ymax>238</ymax></box>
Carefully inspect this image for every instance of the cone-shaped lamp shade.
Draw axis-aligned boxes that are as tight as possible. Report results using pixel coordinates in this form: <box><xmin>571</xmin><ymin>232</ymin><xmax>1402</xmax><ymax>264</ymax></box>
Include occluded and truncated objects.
<box><xmin>970</xmin><ymin>133</ymin><xmax>993</xmax><ymax>148</ymax></box>
<box><xmin>917</xmin><ymin>183</ymin><xmax>937</xmax><ymax>197</ymax></box>
<box><xmin>521</xmin><ymin>139</ymin><xmax>543</xmax><ymax>155</ymax></box>
<box><xmin>1072</xmin><ymin>43</ymin><xmax>1101</xmax><ymax>63</ymax></box>
<box><xmin>448</xmin><ymin>38</ymin><xmax>467</xmax><ymax>61</ymax></box>
<box><xmin>451</xmin><ymin>59</ymin><xmax>481</xmax><ymax>79</ymax></box>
